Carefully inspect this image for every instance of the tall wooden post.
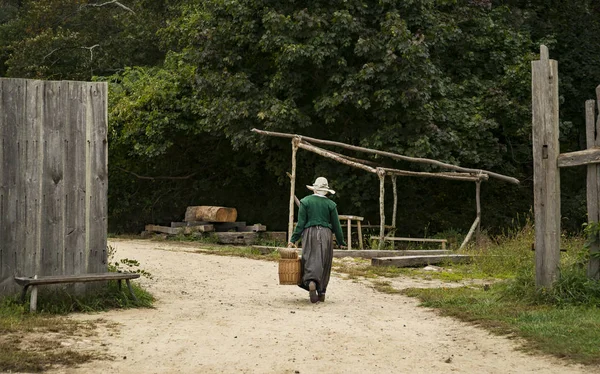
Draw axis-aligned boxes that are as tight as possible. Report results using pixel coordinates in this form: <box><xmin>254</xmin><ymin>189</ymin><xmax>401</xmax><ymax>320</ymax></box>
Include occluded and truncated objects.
<box><xmin>475</xmin><ymin>181</ymin><xmax>481</xmax><ymax>244</ymax></box>
<box><xmin>391</xmin><ymin>176</ymin><xmax>398</xmax><ymax>230</ymax></box>
<box><xmin>532</xmin><ymin>45</ymin><xmax>561</xmax><ymax>288</ymax></box>
<box><xmin>586</xmin><ymin>89</ymin><xmax>600</xmax><ymax>279</ymax></box>
<box><xmin>378</xmin><ymin>169</ymin><xmax>386</xmax><ymax>250</ymax></box>
<box><xmin>288</xmin><ymin>137</ymin><xmax>300</xmax><ymax>242</ymax></box>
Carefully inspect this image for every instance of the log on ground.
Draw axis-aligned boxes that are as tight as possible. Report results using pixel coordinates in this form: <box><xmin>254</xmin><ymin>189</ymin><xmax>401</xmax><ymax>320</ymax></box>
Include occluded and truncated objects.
<box><xmin>184</xmin><ymin>206</ymin><xmax>238</xmax><ymax>222</ymax></box>
<box><xmin>371</xmin><ymin>255</ymin><xmax>472</xmax><ymax>267</ymax></box>
<box><xmin>145</xmin><ymin>224</ymin><xmax>214</xmax><ymax>235</ymax></box>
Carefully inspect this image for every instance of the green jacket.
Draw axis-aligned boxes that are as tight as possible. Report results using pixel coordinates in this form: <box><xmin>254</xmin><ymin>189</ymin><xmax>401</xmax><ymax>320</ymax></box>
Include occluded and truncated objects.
<box><xmin>290</xmin><ymin>194</ymin><xmax>347</xmax><ymax>246</ymax></box>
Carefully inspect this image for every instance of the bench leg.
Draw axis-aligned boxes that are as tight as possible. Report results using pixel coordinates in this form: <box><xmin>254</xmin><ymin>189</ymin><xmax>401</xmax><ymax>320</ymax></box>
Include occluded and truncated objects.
<box><xmin>20</xmin><ymin>285</ymin><xmax>30</xmax><ymax>304</ymax></box>
<box><xmin>357</xmin><ymin>221</ymin><xmax>363</xmax><ymax>250</ymax></box>
<box><xmin>30</xmin><ymin>286</ymin><xmax>38</xmax><ymax>313</ymax></box>
<box><xmin>347</xmin><ymin>219</ymin><xmax>352</xmax><ymax>250</ymax></box>
<box><xmin>118</xmin><ymin>279</ymin><xmax>122</xmax><ymax>291</ymax></box>
<box><xmin>125</xmin><ymin>279</ymin><xmax>138</xmax><ymax>302</ymax></box>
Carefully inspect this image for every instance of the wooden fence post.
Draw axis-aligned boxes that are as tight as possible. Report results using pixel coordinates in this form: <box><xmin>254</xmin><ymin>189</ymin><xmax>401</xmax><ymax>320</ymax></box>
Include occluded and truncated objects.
<box><xmin>391</xmin><ymin>175</ymin><xmax>398</xmax><ymax>230</ymax></box>
<box><xmin>475</xmin><ymin>181</ymin><xmax>481</xmax><ymax>244</ymax></box>
<box><xmin>586</xmin><ymin>89</ymin><xmax>600</xmax><ymax>279</ymax></box>
<box><xmin>532</xmin><ymin>45</ymin><xmax>561</xmax><ymax>288</ymax></box>
<box><xmin>288</xmin><ymin>137</ymin><xmax>299</xmax><ymax>243</ymax></box>
<box><xmin>377</xmin><ymin>169</ymin><xmax>386</xmax><ymax>250</ymax></box>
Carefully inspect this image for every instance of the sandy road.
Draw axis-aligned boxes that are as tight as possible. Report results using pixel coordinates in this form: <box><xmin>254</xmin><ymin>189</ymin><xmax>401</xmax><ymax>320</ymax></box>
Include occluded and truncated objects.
<box><xmin>50</xmin><ymin>239</ymin><xmax>596</xmax><ymax>374</ymax></box>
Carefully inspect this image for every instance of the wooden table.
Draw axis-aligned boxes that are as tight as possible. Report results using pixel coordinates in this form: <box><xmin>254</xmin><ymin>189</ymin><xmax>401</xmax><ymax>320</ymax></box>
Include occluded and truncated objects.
<box><xmin>338</xmin><ymin>215</ymin><xmax>364</xmax><ymax>250</ymax></box>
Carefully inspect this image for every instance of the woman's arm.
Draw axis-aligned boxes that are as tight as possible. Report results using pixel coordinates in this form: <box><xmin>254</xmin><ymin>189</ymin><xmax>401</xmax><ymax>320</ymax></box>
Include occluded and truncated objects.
<box><xmin>330</xmin><ymin>206</ymin><xmax>347</xmax><ymax>247</ymax></box>
<box><xmin>289</xmin><ymin>201</ymin><xmax>308</xmax><ymax>244</ymax></box>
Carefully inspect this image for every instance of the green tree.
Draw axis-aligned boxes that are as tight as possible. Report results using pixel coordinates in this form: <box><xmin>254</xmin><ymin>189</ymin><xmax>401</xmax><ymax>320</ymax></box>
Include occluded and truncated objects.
<box><xmin>107</xmin><ymin>0</ymin><xmax>535</xmax><ymax>233</ymax></box>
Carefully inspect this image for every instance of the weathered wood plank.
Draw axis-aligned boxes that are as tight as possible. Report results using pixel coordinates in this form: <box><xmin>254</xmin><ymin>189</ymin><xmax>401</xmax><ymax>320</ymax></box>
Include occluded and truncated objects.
<box><xmin>209</xmin><ymin>232</ymin><xmax>258</xmax><ymax>245</ymax></box>
<box><xmin>532</xmin><ymin>45</ymin><xmax>561</xmax><ymax>288</ymax></box>
<box><xmin>41</xmin><ymin>81</ymin><xmax>64</xmax><ymax>276</ymax></box>
<box><xmin>558</xmin><ymin>148</ymin><xmax>600</xmax><ymax>168</ymax></box>
<box><xmin>145</xmin><ymin>224</ymin><xmax>215</xmax><ymax>235</ymax></box>
<box><xmin>588</xmin><ymin>97</ymin><xmax>600</xmax><ymax>279</ymax></box>
<box><xmin>171</xmin><ymin>221</ymin><xmax>211</xmax><ymax>227</ymax></box>
<box><xmin>64</xmin><ymin>82</ymin><xmax>87</xmax><ymax>277</ymax></box>
<box><xmin>237</xmin><ymin>224</ymin><xmax>267</xmax><ymax>232</ymax></box>
<box><xmin>370</xmin><ymin>237</ymin><xmax>448</xmax><ymax>244</ymax></box>
<box><xmin>23</xmin><ymin>80</ymin><xmax>44</xmax><ymax>283</ymax></box>
<box><xmin>0</xmin><ymin>79</ymin><xmax>4</xmax><ymax>292</ymax></box>
<box><xmin>87</xmin><ymin>82</ymin><xmax>109</xmax><ymax>274</ymax></box>
<box><xmin>0</xmin><ymin>79</ymin><xmax>24</xmax><ymax>292</ymax></box>
<box><xmin>14</xmin><ymin>272</ymin><xmax>139</xmax><ymax>286</ymax></box>
<box><xmin>14</xmin><ymin>79</ymin><xmax>28</xmax><ymax>281</ymax></box>
<box><xmin>371</xmin><ymin>255</ymin><xmax>472</xmax><ymax>267</ymax></box>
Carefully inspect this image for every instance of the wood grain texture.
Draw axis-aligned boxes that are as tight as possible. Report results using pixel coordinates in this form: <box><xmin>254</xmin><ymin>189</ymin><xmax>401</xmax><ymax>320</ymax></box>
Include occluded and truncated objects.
<box><xmin>0</xmin><ymin>78</ymin><xmax>108</xmax><ymax>295</ymax></box>
<box><xmin>184</xmin><ymin>206</ymin><xmax>238</xmax><ymax>223</ymax></box>
<box><xmin>531</xmin><ymin>45</ymin><xmax>561</xmax><ymax>288</ymax></box>
<box><xmin>587</xmin><ymin>96</ymin><xmax>600</xmax><ymax>279</ymax></box>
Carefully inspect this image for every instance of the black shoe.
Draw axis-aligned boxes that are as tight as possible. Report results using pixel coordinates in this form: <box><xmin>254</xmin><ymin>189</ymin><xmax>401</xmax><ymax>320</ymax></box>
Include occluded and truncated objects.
<box><xmin>309</xmin><ymin>281</ymin><xmax>318</xmax><ymax>303</ymax></box>
<box><xmin>318</xmin><ymin>293</ymin><xmax>325</xmax><ymax>302</ymax></box>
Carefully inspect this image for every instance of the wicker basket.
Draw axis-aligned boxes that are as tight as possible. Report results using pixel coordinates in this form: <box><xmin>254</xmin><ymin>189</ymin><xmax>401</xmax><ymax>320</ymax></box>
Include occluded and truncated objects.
<box><xmin>278</xmin><ymin>258</ymin><xmax>301</xmax><ymax>285</ymax></box>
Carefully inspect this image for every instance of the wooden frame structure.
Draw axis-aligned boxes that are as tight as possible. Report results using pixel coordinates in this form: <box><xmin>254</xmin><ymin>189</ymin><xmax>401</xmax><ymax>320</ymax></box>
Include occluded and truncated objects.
<box><xmin>252</xmin><ymin>129</ymin><xmax>519</xmax><ymax>249</ymax></box>
<box><xmin>533</xmin><ymin>45</ymin><xmax>600</xmax><ymax>287</ymax></box>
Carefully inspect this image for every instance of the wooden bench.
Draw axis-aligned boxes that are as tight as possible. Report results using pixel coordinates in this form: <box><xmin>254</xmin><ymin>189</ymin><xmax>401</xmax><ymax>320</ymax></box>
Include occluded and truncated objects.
<box><xmin>370</xmin><ymin>236</ymin><xmax>448</xmax><ymax>249</ymax></box>
<box><xmin>338</xmin><ymin>215</ymin><xmax>364</xmax><ymax>250</ymax></box>
<box><xmin>14</xmin><ymin>273</ymin><xmax>141</xmax><ymax>312</ymax></box>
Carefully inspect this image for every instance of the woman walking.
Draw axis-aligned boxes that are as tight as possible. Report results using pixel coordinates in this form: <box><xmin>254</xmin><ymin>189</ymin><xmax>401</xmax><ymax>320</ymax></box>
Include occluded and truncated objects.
<box><xmin>288</xmin><ymin>177</ymin><xmax>346</xmax><ymax>303</ymax></box>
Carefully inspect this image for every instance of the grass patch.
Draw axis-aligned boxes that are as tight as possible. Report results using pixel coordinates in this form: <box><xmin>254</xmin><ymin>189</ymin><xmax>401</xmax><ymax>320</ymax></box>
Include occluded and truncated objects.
<box><xmin>0</xmin><ymin>297</ymin><xmax>104</xmax><ymax>372</ymax></box>
<box><xmin>371</xmin><ymin>280</ymin><xmax>401</xmax><ymax>294</ymax></box>
<box><xmin>0</xmin><ymin>281</ymin><xmax>152</xmax><ymax>372</ymax></box>
<box><xmin>403</xmin><ymin>285</ymin><xmax>600</xmax><ymax>365</ymax></box>
<box><xmin>0</xmin><ymin>244</ymin><xmax>155</xmax><ymax>372</ymax></box>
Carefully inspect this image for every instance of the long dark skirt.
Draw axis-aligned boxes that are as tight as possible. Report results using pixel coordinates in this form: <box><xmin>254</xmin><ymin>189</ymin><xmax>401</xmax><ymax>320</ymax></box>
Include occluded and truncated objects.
<box><xmin>298</xmin><ymin>226</ymin><xmax>333</xmax><ymax>294</ymax></box>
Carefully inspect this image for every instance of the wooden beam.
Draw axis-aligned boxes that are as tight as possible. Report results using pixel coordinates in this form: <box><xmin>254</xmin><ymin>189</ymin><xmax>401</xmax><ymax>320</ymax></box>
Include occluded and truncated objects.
<box><xmin>297</xmin><ymin>141</ymin><xmax>377</xmax><ymax>174</ymax></box>
<box><xmin>286</xmin><ymin>172</ymin><xmax>301</xmax><ymax>207</ymax></box>
<box><xmin>381</xmin><ymin>167</ymin><xmax>487</xmax><ymax>182</ymax></box>
<box><xmin>391</xmin><ymin>176</ymin><xmax>398</xmax><ymax>229</ymax></box>
<box><xmin>370</xmin><ymin>237</ymin><xmax>447</xmax><ymax>244</ymax></box>
<box><xmin>378</xmin><ymin>170</ymin><xmax>386</xmax><ymax>250</ymax></box>
<box><xmin>145</xmin><ymin>224</ymin><xmax>214</xmax><ymax>235</ymax></box>
<box><xmin>459</xmin><ymin>217</ymin><xmax>480</xmax><ymax>250</ymax></box>
<box><xmin>371</xmin><ymin>255</ymin><xmax>472</xmax><ymax>267</ymax></box>
<box><xmin>558</xmin><ymin>147</ymin><xmax>600</xmax><ymax>168</ymax></box>
<box><xmin>252</xmin><ymin>128</ymin><xmax>519</xmax><ymax>184</ymax></box>
<box><xmin>288</xmin><ymin>138</ymin><xmax>299</xmax><ymax>242</ymax></box>
<box><xmin>532</xmin><ymin>44</ymin><xmax>561</xmax><ymax>288</ymax></box>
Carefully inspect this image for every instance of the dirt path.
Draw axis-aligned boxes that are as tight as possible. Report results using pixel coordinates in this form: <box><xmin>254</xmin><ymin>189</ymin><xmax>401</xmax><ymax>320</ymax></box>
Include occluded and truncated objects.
<box><xmin>51</xmin><ymin>239</ymin><xmax>595</xmax><ymax>374</ymax></box>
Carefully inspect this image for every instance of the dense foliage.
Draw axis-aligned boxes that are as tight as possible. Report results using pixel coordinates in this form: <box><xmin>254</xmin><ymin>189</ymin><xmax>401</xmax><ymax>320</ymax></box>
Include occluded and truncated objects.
<box><xmin>2</xmin><ymin>0</ymin><xmax>600</xmax><ymax>234</ymax></box>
